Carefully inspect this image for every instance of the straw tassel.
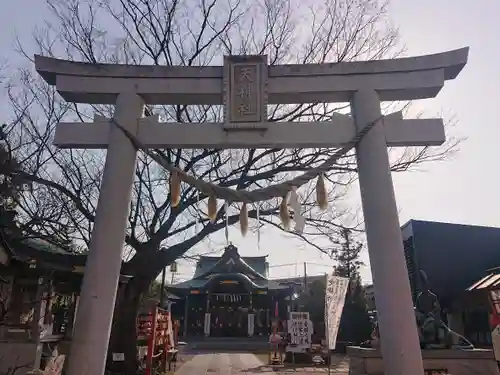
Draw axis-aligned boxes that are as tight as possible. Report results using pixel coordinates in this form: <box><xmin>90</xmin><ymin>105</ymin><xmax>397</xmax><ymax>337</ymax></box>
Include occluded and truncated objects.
<box><xmin>316</xmin><ymin>173</ymin><xmax>328</xmax><ymax>211</ymax></box>
<box><xmin>170</xmin><ymin>170</ymin><xmax>181</xmax><ymax>207</ymax></box>
<box><xmin>240</xmin><ymin>203</ymin><xmax>249</xmax><ymax>236</ymax></box>
<box><xmin>279</xmin><ymin>194</ymin><xmax>290</xmax><ymax>231</ymax></box>
<box><xmin>208</xmin><ymin>195</ymin><xmax>218</xmax><ymax>223</ymax></box>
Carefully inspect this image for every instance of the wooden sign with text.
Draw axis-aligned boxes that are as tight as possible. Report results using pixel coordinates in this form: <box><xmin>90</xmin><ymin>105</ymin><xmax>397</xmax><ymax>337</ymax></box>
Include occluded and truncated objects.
<box><xmin>223</xmin><ymin>55</ymin><xmax>268</xmax><ymax>124</ymax></box>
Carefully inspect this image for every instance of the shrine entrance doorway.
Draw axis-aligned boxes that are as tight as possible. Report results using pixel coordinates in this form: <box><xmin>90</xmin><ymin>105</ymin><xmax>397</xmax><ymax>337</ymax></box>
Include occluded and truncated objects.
<box><xmin>209</xmin><ymin>279</ymin><xmax>251</xmax><ymax>337</ymax></box>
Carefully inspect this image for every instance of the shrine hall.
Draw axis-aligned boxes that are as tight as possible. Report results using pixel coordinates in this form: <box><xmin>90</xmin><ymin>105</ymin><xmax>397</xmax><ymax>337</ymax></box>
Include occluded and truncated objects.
<box><xmin>167</xmin><ymin>244</ymin><xmax>295</xmax><ymax>337</ymax></box>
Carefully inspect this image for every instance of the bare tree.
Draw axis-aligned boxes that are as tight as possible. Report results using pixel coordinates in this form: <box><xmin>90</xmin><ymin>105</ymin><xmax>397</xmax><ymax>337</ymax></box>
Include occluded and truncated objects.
<box><xmin>3</xmin><ymin>0</ymin><xmax>460</xmax><ymax>372</ymax></box>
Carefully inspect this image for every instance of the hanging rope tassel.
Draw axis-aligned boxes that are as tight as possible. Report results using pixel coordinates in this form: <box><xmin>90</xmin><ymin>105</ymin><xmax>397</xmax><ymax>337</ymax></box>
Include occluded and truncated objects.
<box><xmin>240</xmin><ymin>203</ymin><xmax>248</xmax><ymax>237</ymax></box>
<box><xmin>316</xmin><ymin>173</ymin><xmax>328</xmax><ymax>211</ymax></box>
<box><xmin>112</xmin><ymin>114</ymin><xmax>385</xmax><ymax>204</ymax></box>
<box><xmin>279</xmin><ymin>194</ymin><xmax>291</xmax><ymax>231</ymax></box>
<box><xmin>208</xmin><ymin>195</ymin><xmax>218</xmax><ymax>223</ymax></box>
<box><xmin>256</xmin><ymin>205</ymin><xmax>261</xmax><ymax>250</ymax></box>
<box><xmin>224</xmin><ymin>201</ymin><xmax>229</xmax><ymax>244</ymax></box>
<box><xmin>170</xmin><ymin>170</ymin><xmax>181</xmax><ymax>207</ymax></box>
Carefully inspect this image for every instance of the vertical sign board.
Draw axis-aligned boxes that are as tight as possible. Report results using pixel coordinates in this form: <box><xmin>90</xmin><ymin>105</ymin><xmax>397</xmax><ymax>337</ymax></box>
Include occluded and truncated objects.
<box><xmin>288</xmin><ymin>312</ymin><xmax>312</xmax><ymax>353</ymax></box>
<box><xmin>324</xmin><ymin>274</ymin><xmax>349</xmax><ymax>350</ymax></box>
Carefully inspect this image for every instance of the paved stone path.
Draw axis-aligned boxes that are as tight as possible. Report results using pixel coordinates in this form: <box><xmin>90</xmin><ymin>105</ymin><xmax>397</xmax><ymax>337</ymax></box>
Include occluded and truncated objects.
<box><xmin>175</xmin><ymin>353</ymin><xmax>349</xmax><ymax>375</ymax></box>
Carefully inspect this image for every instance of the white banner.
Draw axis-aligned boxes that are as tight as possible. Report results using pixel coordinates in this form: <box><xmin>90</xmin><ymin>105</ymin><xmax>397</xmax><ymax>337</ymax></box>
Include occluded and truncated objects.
<box><xmin>324</xmin><ymin>274</ymin><xmax>349</xmax><ymax>350</ymax></box>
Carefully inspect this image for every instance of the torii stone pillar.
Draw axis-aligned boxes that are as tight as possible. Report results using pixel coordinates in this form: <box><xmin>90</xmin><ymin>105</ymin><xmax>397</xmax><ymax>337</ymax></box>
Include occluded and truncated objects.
<box><xmin>34</xmin><ymin>47</ymin><xmax>469</xmax><ymax>375</ymax></box>
<box><xmin>352</xmin><ymin>89</ymin><xmax>423</xmax><ymax>373</ymax></box>
<box><xmin>67</xmin><ymin>93</ymin><xmax>144</xmax><ymax>375</ymax></box>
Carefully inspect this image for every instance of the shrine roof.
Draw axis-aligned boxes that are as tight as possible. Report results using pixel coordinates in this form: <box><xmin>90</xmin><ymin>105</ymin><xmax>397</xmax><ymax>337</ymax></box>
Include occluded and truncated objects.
<box><xmin>193</xmin><ymin>245</ymin><xmax>268</xmax><ymax>279</ymax></box>
<box><xmin>193</xmin><ymin>257</ymin><xmax>268</xmax><ymax>278</ymax></box>
<box><xmin>3</xmin><ymin>236</ymin><xmax>129</xmax><ymax>274</ymax></box>
<box><xmin>167</xmin><ymin>275</ymin><xmax>287</xmax><ymax>294</ymax></box>
<box><xmin>13</xmin><ymin>237</ymin><xmax>88</xmax><ymax>266</ymax></box>
<box><xmin>170</xmin><ymin>245</ymin><xmax>291</xmax><ymax>293</ymax></box>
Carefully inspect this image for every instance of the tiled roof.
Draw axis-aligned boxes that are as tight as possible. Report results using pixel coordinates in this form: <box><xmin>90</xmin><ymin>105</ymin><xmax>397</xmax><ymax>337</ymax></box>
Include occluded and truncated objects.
<box><xmin>20</xmin><ymin>238</ymin><xmax>75</xmax><ymax>255</ymax></box>
<box><xmin>194</xmin><ymin>253</ymin><xmax>268</xmax><ymax>278</ymax></box>
<box><xmin>0</xmin><ymin>236</ymin><xmax>89</xmax><ymax>270</ymax></box>
<box><xmin>167</xmin><ymin>275</ymin><xmax>286</xmax><ymax>293</ymax></box>
<box><xmin>169</xmin><ymin>245</ymin><xmax>287</xmax><ymax>293</ymax></box>
<box><xmin>467</xmin><ymin>272</ymin><xmax>500</xmax><ymax>292</ymax></box>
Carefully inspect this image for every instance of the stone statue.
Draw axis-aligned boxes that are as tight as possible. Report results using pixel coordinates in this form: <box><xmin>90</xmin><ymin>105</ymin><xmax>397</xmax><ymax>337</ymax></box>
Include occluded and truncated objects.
<box><xmin>362</xmin><ymin>270</ymin><xmax>473</xmax><ymax>350</ymax></box>
<box><xmin>415</xmin><ymin>270</ymin><xmax>473</xmax><ymax>349</ymax></box>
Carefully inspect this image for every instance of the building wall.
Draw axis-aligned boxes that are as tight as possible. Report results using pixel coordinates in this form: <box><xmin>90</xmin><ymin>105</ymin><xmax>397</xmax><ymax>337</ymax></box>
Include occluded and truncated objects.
<box><xmin>403</xmin><ymin>220</ymin><xmax>500</xmax><ymax>302</ymax></box>
<box><xmin>401</xmin><ymin>220</ymin><xmax>500</xmax><ymax>347</ymax></box>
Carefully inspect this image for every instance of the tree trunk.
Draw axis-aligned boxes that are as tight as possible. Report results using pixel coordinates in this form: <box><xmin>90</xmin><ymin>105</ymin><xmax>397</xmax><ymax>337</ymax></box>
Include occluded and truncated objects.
<box><xmin>107</xmin><ymin>278</ymin><xmax>147</xmax><ymax>375</ymax></box>
<box><xmin>106</xmin><ymin>248</ymin><xmax>179</xmax><ymax>374</ymax></box>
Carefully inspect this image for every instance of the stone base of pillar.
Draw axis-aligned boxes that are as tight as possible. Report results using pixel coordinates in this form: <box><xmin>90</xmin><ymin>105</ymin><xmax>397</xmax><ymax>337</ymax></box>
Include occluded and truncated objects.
<box><xmin>347</xmin><ymin>346</ymin><xmax>500</xmax><ymax>375</ymax></box>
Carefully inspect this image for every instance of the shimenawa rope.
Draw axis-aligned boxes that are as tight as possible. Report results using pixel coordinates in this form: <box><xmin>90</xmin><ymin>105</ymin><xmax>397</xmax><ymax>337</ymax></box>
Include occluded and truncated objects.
<box><xmin>110</xmin><ymin>115</ymin><xmax>384</xmax><ymax>204</ymax></box>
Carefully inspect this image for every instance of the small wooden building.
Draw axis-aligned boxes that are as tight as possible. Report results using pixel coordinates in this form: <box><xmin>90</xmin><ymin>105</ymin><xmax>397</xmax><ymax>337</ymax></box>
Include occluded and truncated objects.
<box><xmin>0</xmin><ymin>235</ymin><xmax>129</xmax><ymax>374</ymax></box>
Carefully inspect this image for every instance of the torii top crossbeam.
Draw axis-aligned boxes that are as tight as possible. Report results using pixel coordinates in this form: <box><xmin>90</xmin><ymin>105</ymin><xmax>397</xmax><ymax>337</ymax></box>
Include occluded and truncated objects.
<box><xmin>35</xmin><ymin>48</ymin><xmax>468</xmax><ymax>151</ymax></box>
<box><xmin>35</xmin><ymin>48</ymin><xmax>468</xmax><ymax>105</ymax></box>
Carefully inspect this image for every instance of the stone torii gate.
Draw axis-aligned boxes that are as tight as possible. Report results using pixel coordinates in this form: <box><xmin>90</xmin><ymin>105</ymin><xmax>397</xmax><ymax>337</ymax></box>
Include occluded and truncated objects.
<box><xmin>35</xmin><ymin>48</ymin><xmax>468</xmax><ymax>375</ymax></box>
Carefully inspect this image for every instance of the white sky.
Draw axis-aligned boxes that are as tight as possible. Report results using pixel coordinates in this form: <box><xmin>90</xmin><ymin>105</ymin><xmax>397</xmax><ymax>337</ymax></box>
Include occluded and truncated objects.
<box><xmin>1</xmin><ymin>0</ymin><xmax>498</xmax><ymax>284</ymax></box>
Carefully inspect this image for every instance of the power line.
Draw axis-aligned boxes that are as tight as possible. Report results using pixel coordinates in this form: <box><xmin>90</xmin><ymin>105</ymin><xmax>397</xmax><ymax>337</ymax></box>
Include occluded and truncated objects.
<box><xmin>267</xmin><ymin>261</ymin><xmax>334</xmax><ymax>269</ymax></box>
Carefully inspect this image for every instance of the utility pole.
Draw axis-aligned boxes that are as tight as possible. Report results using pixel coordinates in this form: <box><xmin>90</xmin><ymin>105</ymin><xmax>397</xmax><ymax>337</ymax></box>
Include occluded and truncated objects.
<box><xmin>303</xmin><ymin>262</ymin><xmax>307</xmax><ymax>294</ymax></box>
<box><xmin>159</xmin><ymin>267</ymin><xmax>166</xmax><ymax>307</ymax></box>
